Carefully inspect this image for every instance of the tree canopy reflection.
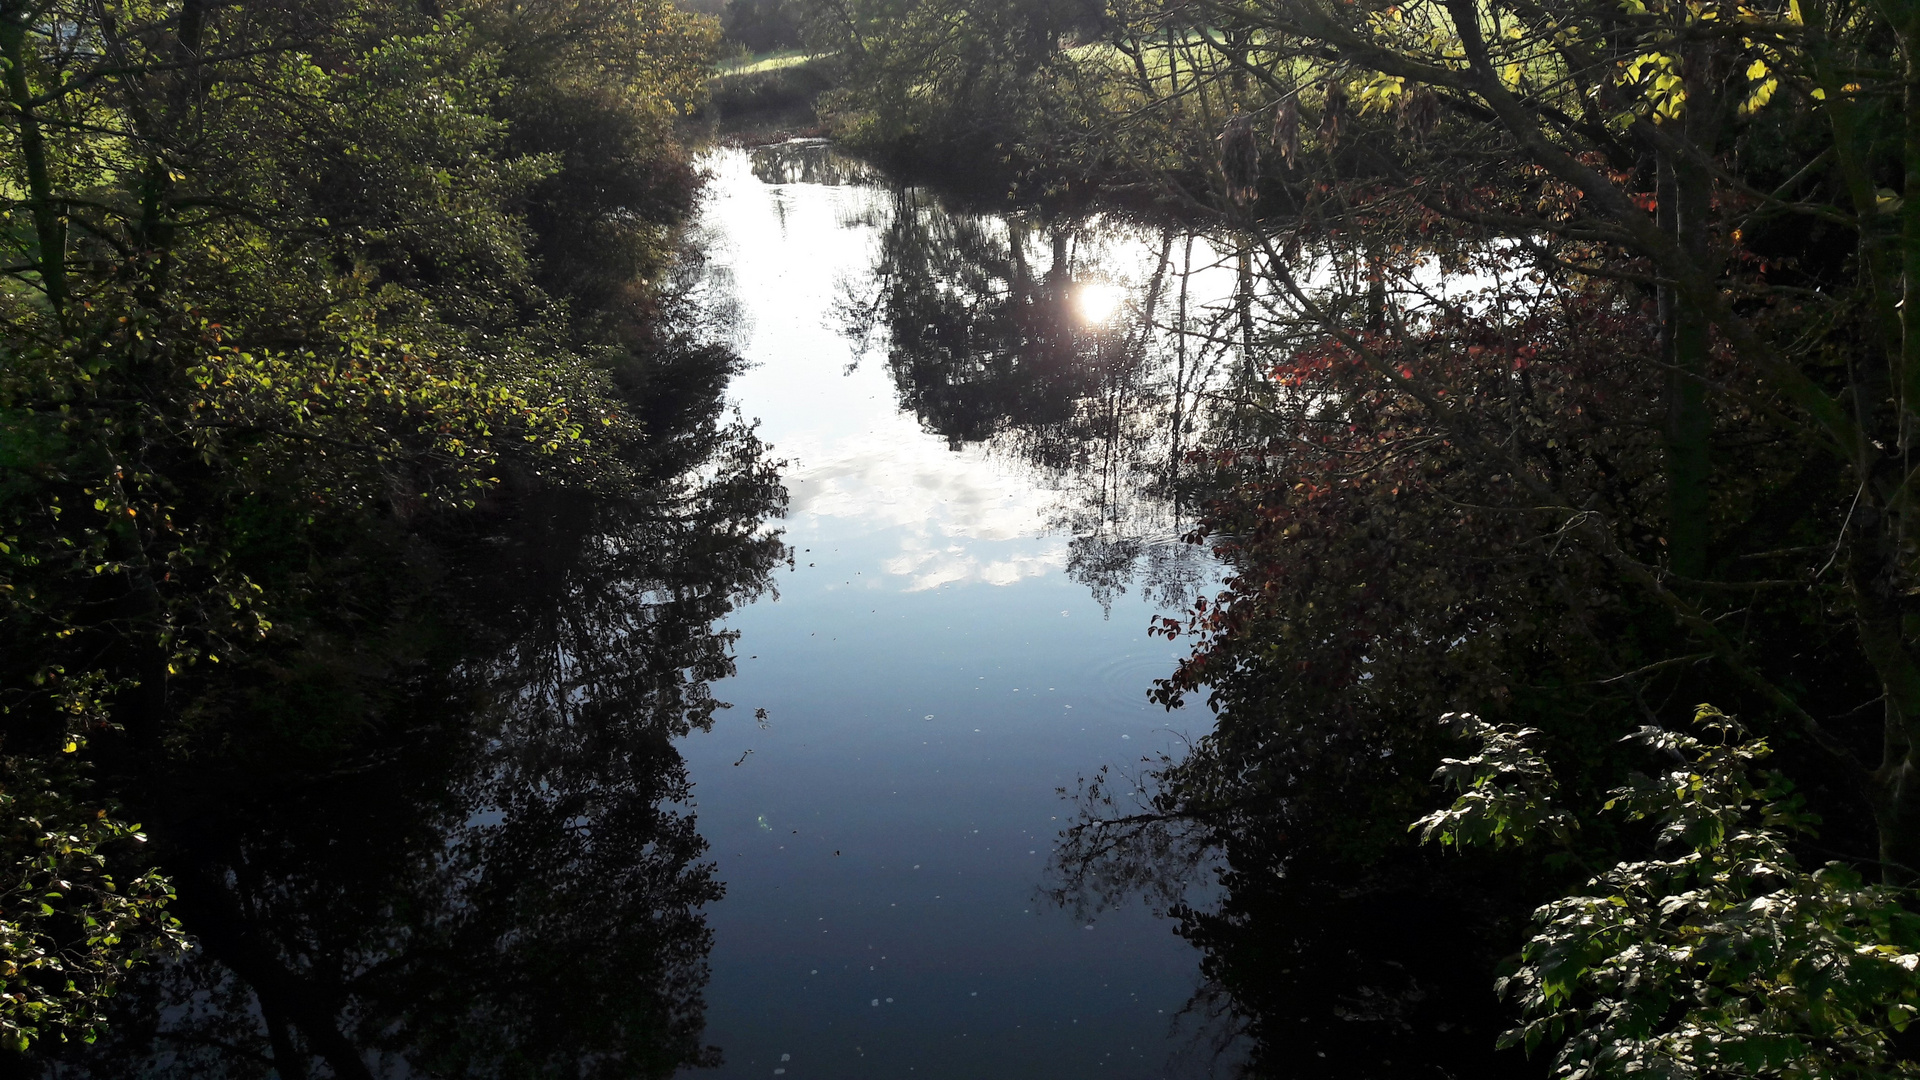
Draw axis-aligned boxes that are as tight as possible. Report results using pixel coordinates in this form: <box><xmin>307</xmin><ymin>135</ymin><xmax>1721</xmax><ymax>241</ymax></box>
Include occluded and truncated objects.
<box><xmin>740</xmin><ymin>139</ymin><xmax>1550</xmax><ymax>1075</ymax></box>
<box><xmin>771</xmin><ymin>135</ymin><xmax>1253</xmax><ymax>613</ymax></box>
<box><xmin>44</xmin><ymin>336</ymin><xmax>787</xmax><ymax>1080</ymax></box>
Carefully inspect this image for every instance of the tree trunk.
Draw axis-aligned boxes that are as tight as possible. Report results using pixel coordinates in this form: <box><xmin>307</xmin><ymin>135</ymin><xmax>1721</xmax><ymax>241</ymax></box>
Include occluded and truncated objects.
<box><xmin>1901</xmin><ymin>11</ymin><xmax>1920</xmax><ymax>443</ymax></box>
<box><xmin>262</xmin><ymin>999</ymin><xmax>310</xmax><ymax>1080</ymax></box>
<box><xmin>1364</xmin><ymin>236</ymin><xmax>1387</xmax><ymax>333</ymax></box>
<box><xmin>1237</xmin><ymin>243</ymin><xmax>1257</xmax><ymax>381</ymax></box>
<box><xmin>1661</xmin><ymin>50</ymin><xmax>1719</xmax><ymax>580</ymax></box>
<box><xmin>0</xmin><ymin>10</ymin><xmax>67</xmax><ymax>318</ymax></box>
<box><xmin>173</xmin><ymin>869</ymin><xmax>378</xmax><ymax>1080</ymax></box>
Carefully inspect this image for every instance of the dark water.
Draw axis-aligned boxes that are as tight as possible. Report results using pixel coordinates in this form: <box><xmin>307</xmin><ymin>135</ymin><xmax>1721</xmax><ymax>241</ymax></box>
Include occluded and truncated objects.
<box><xmin>43</xmin><ymin>141</ymin><xmax>1270</xmax><ymax>1079</ymax></box>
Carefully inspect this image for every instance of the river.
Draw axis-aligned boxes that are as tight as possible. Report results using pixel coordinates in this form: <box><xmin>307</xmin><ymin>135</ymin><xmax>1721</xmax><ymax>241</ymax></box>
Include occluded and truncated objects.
<box><xmin>40</xmin><ymin>140</ymin><xmax>1270</xmax><ymax>1080</ymax></box>
<box><xmin>678</xmin><ymin>143</ymin><xmax>1241</xmax><ymax>1077</ymax></box>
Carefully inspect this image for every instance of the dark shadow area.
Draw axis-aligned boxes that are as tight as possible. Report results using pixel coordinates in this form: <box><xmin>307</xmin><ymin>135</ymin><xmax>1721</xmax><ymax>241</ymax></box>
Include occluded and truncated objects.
<box><xmin>35</xmin><ymin>345</ymin><xmax>787</xmax><ymax>1080</ymax></box>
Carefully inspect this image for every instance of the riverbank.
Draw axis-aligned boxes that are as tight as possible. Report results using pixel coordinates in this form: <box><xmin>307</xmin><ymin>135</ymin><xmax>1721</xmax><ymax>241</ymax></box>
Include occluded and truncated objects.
<box><xmin>704</xmin><ymin>51</ymin><xmax>836</xmax><ymax>138</ymax></box>
<box><xmin>0</xmin><ymin>1</ymin><xmax>749</xmax><ymax>1062</ymax></box>
<box><xmin>699</xmin><ymin>47</ymin><xmax>1107</xmax><ymax>204</ymax></box>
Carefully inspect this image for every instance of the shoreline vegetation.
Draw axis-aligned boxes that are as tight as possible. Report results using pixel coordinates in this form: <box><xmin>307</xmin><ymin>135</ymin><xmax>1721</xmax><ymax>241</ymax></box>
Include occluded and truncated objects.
<box><xmin>704</xmin><ymin>53</ymin><xmax>837</xmax><ymax>139</ymax></box>
<box><xmin>1</xmin><ymin>0</ymin><xmax>781</xmax><ymax>1071</ymax></box>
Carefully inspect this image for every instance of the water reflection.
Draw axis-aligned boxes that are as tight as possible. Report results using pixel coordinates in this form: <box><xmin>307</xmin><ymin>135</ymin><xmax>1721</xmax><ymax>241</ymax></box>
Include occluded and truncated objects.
<box><xmin>22</xmin><ymin>136</ymin><xmax>1550</xmax><ymax>1080</ymax></box>
<box><xmin>1076</xmin><ymin>281</ymin><xmax>1127</xmax><ymax>324</ymax></box>
<box><xmin>749</xmin><ymin>138</ymin><xmax>881</xmax><ymax>187</ymax></box>
<box><xmin>48</xmin><ymin>378</ymin><xmax>786</xmax><ymax>1077</ymax></box>
<box><xmin>1048</xmin><ymin>788</ymin><xmax>1534</xmax><ymax>1078</ymax></box>
<box><xmin>739</xmin><ymin>139</ymin><xmax>1535</xmax><ymax>1079</ymax></box>
<box><xmin>773</xmin><ymin>135</ymin><xmax>1257</xmax><ymax>616</ymax></box>
<box><xmin>688</xmin><ymin>142</ymin><xmax>1226</xmax><ymax>1078</ymax></box>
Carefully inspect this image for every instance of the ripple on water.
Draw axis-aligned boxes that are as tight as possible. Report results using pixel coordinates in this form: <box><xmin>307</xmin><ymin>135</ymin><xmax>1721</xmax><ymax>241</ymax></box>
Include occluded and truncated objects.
<box><xmin>1084</xmin><ymin>650</ymin><xmax>1184</xmax><ymax>717</ymax></box>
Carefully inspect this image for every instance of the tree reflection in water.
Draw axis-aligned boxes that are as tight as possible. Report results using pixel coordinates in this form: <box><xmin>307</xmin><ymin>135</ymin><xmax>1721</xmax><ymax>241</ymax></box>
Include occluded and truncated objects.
<box><xmin>743</xmin><ymin>137</ymin><xmax>1538</xmax><ymax>1078</ymax></box>
<box><xmin>1047</xmin><ymin>779</ymin><xmax>1534</xmax><ymax>1078</ymax></box>
<box><xmin>749</xmin><ymin>138</ymin><xmax>882</xmax><ymax>188</ymax></box>
<box><xmin>776</xmin><ymin>133</ymin><xmax>1262</xmax><ymax>616</ymax></box>
<box><xmin>44</xmin><ymin>340</ymin><xmax>787</xmax><ymax>1079</ymax></box>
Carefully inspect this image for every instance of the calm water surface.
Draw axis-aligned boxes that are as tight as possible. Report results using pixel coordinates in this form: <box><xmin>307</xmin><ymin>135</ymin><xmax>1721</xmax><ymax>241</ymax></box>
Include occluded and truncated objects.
<box><xmin>682</xmin><ymin>143</ymin><xmax>1239</xmax><ymax>1078</ymax></box>
<box><xmin>41</xmin><ymin>140</ymin><xmax>1270</xmax><ymax>1080</ymax></box>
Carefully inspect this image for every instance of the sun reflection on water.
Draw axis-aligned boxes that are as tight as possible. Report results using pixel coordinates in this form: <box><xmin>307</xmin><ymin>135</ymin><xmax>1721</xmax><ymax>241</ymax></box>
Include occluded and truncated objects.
<box><xmin>1075</xmin><ymin>280</ymin><xmax>1126</xmax><ymax>324</ymax></box>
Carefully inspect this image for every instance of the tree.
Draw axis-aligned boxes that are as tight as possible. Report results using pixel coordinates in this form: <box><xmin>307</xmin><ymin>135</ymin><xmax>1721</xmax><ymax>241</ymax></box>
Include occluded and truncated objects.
<box><xmin>1421</xmin><ymin>706</ymin><xmax>1920</xmax><ymax>1079</ymax></box>
<box><xmin>801</xmin><ymin>0</ymin><xmax>1108</xmax><ymax>185</ymax></box>
<box><xmin>1089</xmin><ymin>0</ymin><xmax>1920</xmax><ymax>879</ymax></box>
<box><xmin>1</xmin><ymin>0</ymin><xmax>726</xmax><ymax>1048</ymax></box>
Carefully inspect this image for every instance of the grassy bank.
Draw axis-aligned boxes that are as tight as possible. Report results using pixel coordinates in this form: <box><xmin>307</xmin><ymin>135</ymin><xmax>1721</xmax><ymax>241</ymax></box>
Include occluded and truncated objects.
<box><xmin>706</xmin><ymin>51</ymin><xmax>836</xmax><ymax>125</ymax></box>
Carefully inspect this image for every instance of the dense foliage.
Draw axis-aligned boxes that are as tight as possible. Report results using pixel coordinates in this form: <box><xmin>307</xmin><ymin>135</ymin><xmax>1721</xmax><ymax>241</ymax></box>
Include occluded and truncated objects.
<box><xmin>797</xmin><ymin>0</ymin><xmax>1108</xmax><ymax>182</ymax></box>
<box><xmin>1423</xmin><ymin>707</ymin><xmax>1920</xmax><ymax>1079</ymax></box>
<box><xmin>800</xmin><ymin>0</ymin><xmax>1920</xmax><ymax>1067</ymax></box>
<box><xmin>0</xmin><ymin>0</ymin><xmax>739</xmax><ymax>1062</ymax></box>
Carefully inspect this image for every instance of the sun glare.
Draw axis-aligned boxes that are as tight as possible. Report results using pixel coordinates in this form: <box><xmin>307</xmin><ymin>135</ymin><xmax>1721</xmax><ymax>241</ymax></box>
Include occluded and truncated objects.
<box><xmin>1075</xmin><ymin>281</ymin><xmax>1126</xmax><ymax>324</ymax></box>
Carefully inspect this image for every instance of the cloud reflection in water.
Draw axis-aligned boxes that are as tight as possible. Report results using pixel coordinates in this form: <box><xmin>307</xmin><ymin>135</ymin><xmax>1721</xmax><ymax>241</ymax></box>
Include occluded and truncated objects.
<box><xmin>782</xmin><ymin>431</ymin><xmax>1069</xmax><ymax>590</ymax></box>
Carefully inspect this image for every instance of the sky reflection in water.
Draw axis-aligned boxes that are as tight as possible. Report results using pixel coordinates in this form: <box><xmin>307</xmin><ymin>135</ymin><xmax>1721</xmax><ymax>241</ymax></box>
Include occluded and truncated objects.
<box><xmin>682</xmin><ymin>143</ymin><xmax>1243</xmax><ymax>1078</ymax></box>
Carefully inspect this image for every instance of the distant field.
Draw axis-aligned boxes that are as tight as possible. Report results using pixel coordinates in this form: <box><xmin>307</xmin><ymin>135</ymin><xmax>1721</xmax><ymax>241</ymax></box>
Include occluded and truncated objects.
<box><xmin>715</xmin><ymin>49</ymin><xmax>822</xmax><ymax>76</ymax></box>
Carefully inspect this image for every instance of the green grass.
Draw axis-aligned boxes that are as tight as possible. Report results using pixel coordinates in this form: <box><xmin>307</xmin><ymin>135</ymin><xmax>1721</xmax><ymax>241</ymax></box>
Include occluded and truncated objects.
<box><xmin>715</xmin><ymin>49</ymin><xmax>822</xmax><ymax>76</ymax></box>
